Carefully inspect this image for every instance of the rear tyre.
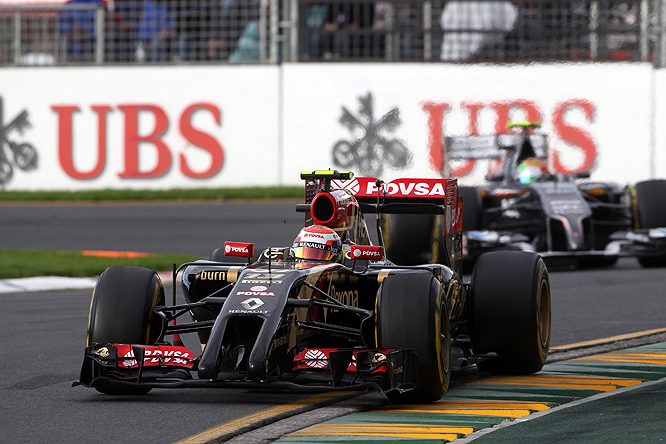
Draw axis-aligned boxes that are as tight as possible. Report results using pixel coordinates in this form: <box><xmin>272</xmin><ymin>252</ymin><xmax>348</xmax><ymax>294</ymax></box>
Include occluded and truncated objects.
<box><xmin>88</xmin><ymin>266</ymin><xmax>165</xmax><ymax>395</ymax></box>
<box><xmin>459</xmin><ymin>186</ymin><xmax>481</xmax><ymax>231</ymax></box>
<box><xmin>633</xmin><ymin>180</ymin><xmax>666</xmax><ymax>268</ymax></box>
<box><xmin>377</xmin><ymin>272</ymin><xmax>451</xmax><ymax>403</ymax></box>
<box><xmin>470</xmin><ymin>252</ymin><xmax>550</xmax><ymax>374</ymax></box>
<box><xmin>380</xmin><ymin>214</ymin><xmax>444</xmax><ymax>266</ymax></box>
<box><xmin>459</xmin><ymin>186</ymin><xmax>481</xmax><ymax>273</ymax></box>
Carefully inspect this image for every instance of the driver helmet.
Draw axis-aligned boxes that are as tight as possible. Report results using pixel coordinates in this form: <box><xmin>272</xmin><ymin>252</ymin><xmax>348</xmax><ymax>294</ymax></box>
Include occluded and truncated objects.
<box><xmin>292</xmin><ymin>225</ymin><xmax>342</xmax><ymax>262</ymax></box>
<box><xmin>516</xmin><ymin>158</ymin><xmax>548</xmax><ymax>184</ymax></box>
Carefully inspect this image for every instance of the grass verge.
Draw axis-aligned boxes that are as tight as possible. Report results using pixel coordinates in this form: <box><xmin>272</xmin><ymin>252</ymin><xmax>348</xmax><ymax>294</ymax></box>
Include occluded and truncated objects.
<box><xmin>0</xmin><ymin>186</ymin><xmax>304</xmax><ymax>203</ymax></box>
<box><xmin>0</xmin><ymin>249</ymin><xmax>203</xmax><ymax>279</ymax></box>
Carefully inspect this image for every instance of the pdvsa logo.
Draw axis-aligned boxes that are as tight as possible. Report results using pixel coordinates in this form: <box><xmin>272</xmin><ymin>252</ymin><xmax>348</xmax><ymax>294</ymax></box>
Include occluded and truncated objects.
<box><xmin>226</xmin><ymin>244</ymin><xmax>249</xmax><ymax>254</ymax></box>
<box><xmin>303</xmin><ymin>233</ymin><xmax>325</xmax><ymax>239</ymax></box>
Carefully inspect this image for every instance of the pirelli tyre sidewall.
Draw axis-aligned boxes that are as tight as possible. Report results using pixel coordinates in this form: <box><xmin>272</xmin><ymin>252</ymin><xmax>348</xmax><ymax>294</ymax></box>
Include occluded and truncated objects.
<box><xmin>470</xmin><ymin>251</ymin><xmax>551</xmax><ymax>374</ymax></box>
<box><xmin>376</xmin><ymin>271</ymin><xmax>451</xmax><ymax>403</ymax></box>
<box><xmin>633</xmin><ymin>179</ymin><xmax>666</xmax><ymax>268</ymax></box>
<box><xmin>87</xmin><ymin>266</ymin><xmax>165</xmax><ymax>395</ymax></box>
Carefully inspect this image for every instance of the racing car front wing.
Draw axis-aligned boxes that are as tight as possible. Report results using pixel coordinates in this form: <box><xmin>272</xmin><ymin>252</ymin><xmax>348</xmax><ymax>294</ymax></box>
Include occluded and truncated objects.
<box><xmin>464</xmin><ymin>227</ymin><xmax>666</xmax><ymax>265</ymax></box>
<box><xmin>75</xmin><ymin>342</ymin><xmax>417</xmax><ymax>395</ymax></box>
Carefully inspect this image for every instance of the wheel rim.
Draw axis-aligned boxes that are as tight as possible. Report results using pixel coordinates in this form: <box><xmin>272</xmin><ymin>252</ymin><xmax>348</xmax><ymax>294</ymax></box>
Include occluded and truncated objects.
<box><xmin>440</xmin><ymin>300</ymin><xmax>451</xmax><ymax>377</ymax></box>
<box><xmin>538</xmin><ymin>278</ymin><xmax>551</xmax><ymax>350</ymax></box>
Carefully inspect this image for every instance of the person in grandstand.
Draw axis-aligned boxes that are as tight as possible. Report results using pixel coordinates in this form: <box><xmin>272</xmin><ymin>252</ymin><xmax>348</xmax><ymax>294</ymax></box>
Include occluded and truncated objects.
<box><xmin>58</xmin><ymin>0</ymin><xmax>105</xmax><ymax>62</ymax></box>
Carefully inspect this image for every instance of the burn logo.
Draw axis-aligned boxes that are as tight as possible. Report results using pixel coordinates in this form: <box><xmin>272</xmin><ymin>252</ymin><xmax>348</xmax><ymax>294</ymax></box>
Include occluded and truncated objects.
<box><xmin>0</xmin><ymin>97</ymin><xmax>38</xmax><ymax>186</ymax></box>
<box><xmin>332</xmin><ymin>92</ymin><xmax>412</xmax><ymax>177</ymax></box>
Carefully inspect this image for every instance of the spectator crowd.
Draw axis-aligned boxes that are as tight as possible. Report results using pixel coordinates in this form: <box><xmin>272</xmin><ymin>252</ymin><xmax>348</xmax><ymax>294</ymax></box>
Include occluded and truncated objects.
<box><xmin>58</xmin><ymin>0</ymin><xmax>264</xmax><ymax>62</ymax></box>
<box><xmin>43</xmin><ymin>0</ymin><xmax>646</xmax><ymax>64</ymax></box>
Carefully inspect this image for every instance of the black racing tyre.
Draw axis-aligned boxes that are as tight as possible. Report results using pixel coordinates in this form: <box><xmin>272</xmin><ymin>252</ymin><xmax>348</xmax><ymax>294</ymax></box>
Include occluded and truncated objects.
<box><xmin>377</xmin><ymin>272</ymin><xmax>451</xmax><ymax>403</ymax></box>
<box><xmin>380</xmin><ymin>213</ymin><xmax>445</xmax><ymax>266</ymax></box>
<box><xmin>458</xmin><ymin>186</ymin><xmax>481</xmax><ymax>231</ymax></box>
<box><xmin>88</xmin><ymin>266</ymin><xmax>165</xmax><ymax>395</ymax></box>
<box><xmin>470</xmin><ymin>251</ymin><xmax>551</xmax><ymax>374</ymax></box>
<box><xmin>633</xmin><ymin>180</ymin><xmax>666</xmax><ymax>268</ymax></box>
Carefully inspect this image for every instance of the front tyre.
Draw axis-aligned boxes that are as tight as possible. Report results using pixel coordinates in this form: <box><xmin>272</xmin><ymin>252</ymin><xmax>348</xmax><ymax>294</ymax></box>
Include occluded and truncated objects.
<box><xmin>377</xmin><ymin>272</ymin><xmax>451</xmax><ymax>403</ymax></box>
<box><xmin>87</xmin><ymin>266</ymin><xmax>165</xmax><ymax>394</ymax></box>
<box><xmin>470</xmin><ymin>251</ymin><xmax>551</xmax><ymax>374</ymax></box>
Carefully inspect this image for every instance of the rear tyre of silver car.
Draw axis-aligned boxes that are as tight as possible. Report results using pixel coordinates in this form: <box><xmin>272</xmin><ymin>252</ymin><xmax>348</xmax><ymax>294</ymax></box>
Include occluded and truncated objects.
<box><xmin>459</xmin><ymin>186</ymin><xmax>482</xmax><ymax>272</ymax></box>
<box><xmin>380</xmin><ymin>214</ymin><xmax>445</xmax><ymax>266</ymax></box>
<box><xmin>377</xmin><ymin>272</ymin><xmax>451</xmax><ymax>403</ymax></box>
<box><xmin>459</xmin><ymin>186</ymin><xmax>482</xmax><ymax>231</ymax></box>
<box><xmin>633</xmin><ymin>179</ymin><xmax>666</xmax><ymax>268</ymax></box>
<box><xmin>470</xmin><ymin>251</ymin><xmax>551</xmax><ymax>374</ymax></box>
<box><xmin>87</xmin><ymin>266</ymin><xmax>165</xmax><ymax>395</ymax></box>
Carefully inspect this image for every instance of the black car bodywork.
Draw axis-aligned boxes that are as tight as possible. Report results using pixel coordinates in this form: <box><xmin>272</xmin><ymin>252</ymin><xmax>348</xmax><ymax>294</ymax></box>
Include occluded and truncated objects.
<box><xmin>76</xmin><ymin>170</ymin><xmax>551</xmax><ymax>403</ymax></box>
<box><xmin>447</xmin><ymin>123</ymin><xmax>666</xmax><ymax>268</ymax></box>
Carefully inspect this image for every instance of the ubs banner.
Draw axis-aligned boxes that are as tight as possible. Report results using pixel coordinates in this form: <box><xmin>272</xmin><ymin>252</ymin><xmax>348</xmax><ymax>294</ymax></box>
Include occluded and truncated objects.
<box><xmin>282</xmin><ymin>63</ymin><xmax>656</xmax><ymax>186</ymax></box>
<box><xmin>0</xmin><ymin>62</ymin><xmax>661</xmax><ymax>190</ymax></box>
<box><xmin>0</xmin><ymin>65</ymin><xmax>280</xmax><ymax>190</ymax></box>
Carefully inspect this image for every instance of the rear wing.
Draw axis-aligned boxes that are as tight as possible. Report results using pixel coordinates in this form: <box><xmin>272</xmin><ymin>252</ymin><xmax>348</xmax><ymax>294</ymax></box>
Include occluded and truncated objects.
<box><xmin>300</xmin><ymin>170</ymin><xmax>459</xmax><ymax>216</ymax></box>
<box><xmin>445</xmin><ymin>134</ymin><xmax>549</xmax><ymax>160</ymax></box>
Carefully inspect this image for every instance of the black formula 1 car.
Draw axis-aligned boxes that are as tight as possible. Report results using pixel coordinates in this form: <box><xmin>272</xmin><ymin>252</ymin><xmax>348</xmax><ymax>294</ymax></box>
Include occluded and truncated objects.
<box><xmin>446</xmin><ymin>122</ymin><xmax>666</xmax><ymax>269</ymax></box>
<box><xmin>76</xmin><ymin>170</ymin><xmax>551</xmax><ymax>403</ymax></box>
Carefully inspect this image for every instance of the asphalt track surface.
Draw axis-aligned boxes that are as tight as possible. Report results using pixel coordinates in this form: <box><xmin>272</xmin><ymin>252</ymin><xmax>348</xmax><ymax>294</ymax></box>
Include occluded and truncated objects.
<box><xmin>1</xmin><ymin>202</ymin><xmax>666</xmax><ymax>443</ymax></box>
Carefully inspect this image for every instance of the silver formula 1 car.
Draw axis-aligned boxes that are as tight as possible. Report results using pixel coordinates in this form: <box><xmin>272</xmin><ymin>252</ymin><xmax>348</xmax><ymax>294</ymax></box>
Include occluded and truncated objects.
<box><xmin>76</xmin><ymin>170</ymin><xmax>551</xmax><ymax>403</ymax></box>
<box><xmin>446</xmin><ymin>122</ymin><xmax>666</xmax><ymax>269</ymax></box>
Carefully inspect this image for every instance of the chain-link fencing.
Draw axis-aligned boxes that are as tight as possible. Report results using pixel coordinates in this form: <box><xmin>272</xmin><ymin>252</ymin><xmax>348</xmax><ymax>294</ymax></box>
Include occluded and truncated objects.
<box><xmin>1</xmin><ymin>0</ymin><xmax>665</xmax><ymax>66</ymax></box>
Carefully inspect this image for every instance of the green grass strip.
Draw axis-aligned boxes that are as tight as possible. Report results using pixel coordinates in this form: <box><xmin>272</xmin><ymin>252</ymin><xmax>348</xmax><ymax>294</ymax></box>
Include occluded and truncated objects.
<box><xmin>0</xmin><ymin>186</ymin><xmax>304</xmax><ymax>203</ymax></box>
<box><xmin>0</xmin><ymin>249</ymin><xmax>203</xmax><ymax>279</ymax></box>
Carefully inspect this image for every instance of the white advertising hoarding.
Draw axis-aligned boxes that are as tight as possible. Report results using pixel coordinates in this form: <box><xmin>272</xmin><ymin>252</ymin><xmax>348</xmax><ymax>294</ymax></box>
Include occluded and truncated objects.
<box><xmin>0</xmin><ymin>65</ymin><xmax>280</xmax><ymax>190</ymax></box>
<box><xmin>654</xmin><ymin>69</ymin><xmax>666</xmax><ymax>179</ymax></box>
<box><xmin>0</xmin><ymin>62</ymin><xmax>661</xmax><ymax>191</ymax></box>
<box><xmin>281</xmin><ymin>63</ymin><xmax>654</xmax><ymax>186</ymax></box>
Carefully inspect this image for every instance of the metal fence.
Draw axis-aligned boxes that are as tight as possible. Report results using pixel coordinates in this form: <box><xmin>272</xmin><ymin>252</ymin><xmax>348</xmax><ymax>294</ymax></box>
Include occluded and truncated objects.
<box><xmin>1</xmin><ymin>0</ymin><xmax>665</xmax><ymax>66</ymax></box>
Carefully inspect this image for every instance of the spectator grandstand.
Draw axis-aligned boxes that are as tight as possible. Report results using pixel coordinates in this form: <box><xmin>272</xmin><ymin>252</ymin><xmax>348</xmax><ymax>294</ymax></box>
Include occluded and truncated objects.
<box><xmin>0</xmin><ymin>0</ymin><xmax>663</xmax><ymax>65</ymax></box>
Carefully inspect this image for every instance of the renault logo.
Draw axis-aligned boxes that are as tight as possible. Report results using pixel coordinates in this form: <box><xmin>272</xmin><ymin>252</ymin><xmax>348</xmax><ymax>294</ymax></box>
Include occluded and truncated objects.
<box><xmin>240</xmin><ymin>298</ymin><xmax>264</xmax><ymax>310</ymax></box>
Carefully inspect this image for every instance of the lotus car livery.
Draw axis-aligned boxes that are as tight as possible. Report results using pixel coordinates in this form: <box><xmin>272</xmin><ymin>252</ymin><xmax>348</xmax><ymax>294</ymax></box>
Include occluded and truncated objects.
<box><xmin>76</xmin><ymin>170</ymin><xmax>551</xmax><ymax>403</ymax></box>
